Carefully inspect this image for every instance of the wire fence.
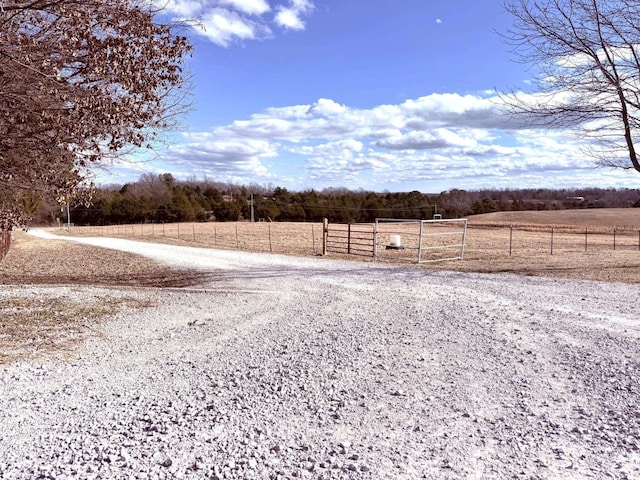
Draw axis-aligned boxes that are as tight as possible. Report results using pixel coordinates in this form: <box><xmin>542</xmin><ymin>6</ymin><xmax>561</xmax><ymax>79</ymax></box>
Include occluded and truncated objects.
<box><xmin>61</xmin><ymin>220</ymin><xmax>640</xmax><ymax>263</ymax></box>
<box><xmin>468</xmin><ymin>223</ymin><xmax>640</xmax><ymax>257</ymax></box>
<box><xmin>66</xmin><ymin>221</ymin><xmax>325</xmax><ymax>257</ymax></box>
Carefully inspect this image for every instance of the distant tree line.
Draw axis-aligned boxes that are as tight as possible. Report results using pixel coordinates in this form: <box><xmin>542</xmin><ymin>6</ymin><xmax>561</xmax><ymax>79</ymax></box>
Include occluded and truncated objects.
<box><xmin>36</xmin><ymin>173</ymin><xmax>640</xmax><ymax>226</ymax></box>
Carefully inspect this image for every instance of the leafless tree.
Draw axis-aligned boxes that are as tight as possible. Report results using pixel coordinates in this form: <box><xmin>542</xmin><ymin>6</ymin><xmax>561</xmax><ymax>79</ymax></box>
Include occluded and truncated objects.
<box><xmin>0</xmin><ymin>0</ymin><xmax>192</xmax><ymax>226</ymax></box>
<box><xmin>502</xmin><ymin>0</ymin><xmax>640</xmax><ymax>174</ymax></box>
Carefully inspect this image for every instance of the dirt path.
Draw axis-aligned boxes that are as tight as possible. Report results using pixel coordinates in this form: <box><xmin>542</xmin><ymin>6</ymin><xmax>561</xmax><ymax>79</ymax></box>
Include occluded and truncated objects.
<box><xmin>0</xmin><ymin>231</ymin><xmax>639</xmax><ymax>479</ymax></box>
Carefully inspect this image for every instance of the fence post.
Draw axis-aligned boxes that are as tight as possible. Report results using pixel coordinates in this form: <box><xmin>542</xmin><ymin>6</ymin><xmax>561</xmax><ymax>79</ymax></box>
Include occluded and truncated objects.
<box><xmin>509</xmin><ymin>224</ymin><xmax>513</xmax><ymax>256</ymax></box>
<box><xmin>614</xmin><ymin>227</ymin><xmax>617</xmax><ymax>251</ymax></box>
<box><xmin>322</xmin><ymin>218</ymin><xmax>328</xmax><ymax>256</ymax></box>
<box><xmin>585</xmin><ymin>226</ymin><xmax>588</xmax><ymax>252</ymax></box>
<box><xmin>177</xmin><ymin>223</ymin><xmax>180</xmax><ymax>239</ymax></box>
<box><xmin>347</xmin><ymin>223</ymin><xmax>351</xmax><ymax>255</ymax></box>
<box><xmin>373</xmin><ymin>221</ymin><xmax>378</xmax><ymax>260</ymax></box>
<box><xmin>312</xmin><ymin>224</ymin><xmax>316</xmax><ymax>254</ymax></box>
<box><xmin>460</xmin><ymin>219</ymin><xmax>468</xmax><ymax>261</ymax></box>
<box><xmin>235</xmin><ymin>223</ymin><xmax>239</xmax><ymax>248</ymax></box>
<box><xmin>417</xmin><ymin>220</ymin><xmax>424</xmax><ymax>263</ymax></box>
<box><xmin>269</xmin><ymin>224</ymin><xmax>272</xmax><ymax>253</ymax></box>
<box><xmin>214</xmin><ymin>226</ymin><xmax>217</xmax><ymax>245</ymax></box>
<box><xmin>550</xmin><ymin>227</ymin><xmax>554</xmax><ymax>255</ymax></box>
<box><xmin>193</xmin><ymin>224</ymin><xmax>196</xmax><ymax>242</ymax></box>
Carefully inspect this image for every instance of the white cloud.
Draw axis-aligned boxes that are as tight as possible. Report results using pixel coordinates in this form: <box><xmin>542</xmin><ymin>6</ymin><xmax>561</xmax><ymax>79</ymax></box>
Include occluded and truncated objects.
<box><xmin>158</xmin><ymin>0</ymin><xmax>315</xmax><ymax>46</ymax></box>
<box><xmin>143</xmin><ymin>91</ymin><xmax>640</xmax><ymax>191</ymax></box>
<box><xmin>274</xmin><ymin>8</ymin><xmax>304</xmax><ymax>29</ymax></box>
<box><xmin>200</xmin><ymin>8</ymin><xmax>272</xmax><ymax>46</ymax></box>
<box><xmin>160</xmin><ymin>92</ymin><xmax>518</xmax><ymax>187</ymax></box>
<box><xmin>160</xmin><ymin>0</ymin><xmax>204</xmax><ymax>17</ymax></box>
<box><xmin>305</xmin><ymin>98</ymin><xmax>347</xmax><ymax>116</ymax></box>
<box><xmin>376</xmin><ymin>129</ymin><xmax>478</xmax><ymax>151</ymax></box>
<box><xmin>275</xmin><ymin>0</ymin><xmax>314</xmax><ymax>30</ymax></box>
<box><xmin>161</xmin><ymin>134</ymin><xmax>277</xmax><ymax>179</ymax></box>
<box><xmin>218</xmin><ymin>0</ymin><xmax>270</xmax><ymax>15</ymax></box>
<box><xmin>290</xmin><ymin>139</ymin><xmax>363</xmax><ymax>158</ymax></box>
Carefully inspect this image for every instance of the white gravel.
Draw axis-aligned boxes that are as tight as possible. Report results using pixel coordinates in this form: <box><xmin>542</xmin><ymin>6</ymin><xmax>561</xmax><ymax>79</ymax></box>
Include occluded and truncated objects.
<box><xmin>1</xmin><ymin>230</ymin><xmax>640</xmax><ymax>479</ymax></box>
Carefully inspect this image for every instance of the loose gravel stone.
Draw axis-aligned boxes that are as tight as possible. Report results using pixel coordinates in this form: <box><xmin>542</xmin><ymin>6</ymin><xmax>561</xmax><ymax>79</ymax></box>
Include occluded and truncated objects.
<box><xmin>1</xmin><ymin>234</ymin><xmax>640</xmax><ymax>479</ymax></box>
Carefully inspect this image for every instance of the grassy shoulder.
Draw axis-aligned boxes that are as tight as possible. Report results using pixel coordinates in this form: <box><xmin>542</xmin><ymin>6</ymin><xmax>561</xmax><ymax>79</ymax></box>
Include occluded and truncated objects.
<box><xmin>0</xmin><ymin>295</ymin><xmax>153</xmax><ymax>365</ymax></box>
<box><xmin>0</xmin><ymin>231</ymin><xmax>209</xmax><ymax>364</ymax></box>
<box><xmin>0</xmin><ymin>231</ymin><xmax>208</xmax><ymax>287</ymax></box>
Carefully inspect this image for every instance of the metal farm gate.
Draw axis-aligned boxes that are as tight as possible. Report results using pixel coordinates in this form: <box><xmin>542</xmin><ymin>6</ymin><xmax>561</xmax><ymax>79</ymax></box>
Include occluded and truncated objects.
<box><xmin>323</xmin><ymin>220</ymin><xmax>375</xmax><ymax>257</ymax></box>
<box><xmin>322</xmin><ymin>217</ymin><xmax>467</xmax><ymax>264</ymax></box>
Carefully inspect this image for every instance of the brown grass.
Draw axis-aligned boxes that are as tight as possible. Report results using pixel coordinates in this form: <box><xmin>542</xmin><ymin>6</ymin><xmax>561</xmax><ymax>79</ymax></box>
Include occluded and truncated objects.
<box><xmin>0</xmin><ymin>231</ymin><xmax>209</xmax><ymax>287</ymax></box>
<box><xmin>0</xmin><ymin>232</ymin><xmax>208</xmax><ymax>364</ymax></box>
<box><xmin>469</xmin><ymin>208</ymin><xmax>640</xmax><ymax>230</ymax></box>
<box><xmin>0</xmin><ymin>295</ymin><xmax>152</xmax><ymax>365</ymax></box>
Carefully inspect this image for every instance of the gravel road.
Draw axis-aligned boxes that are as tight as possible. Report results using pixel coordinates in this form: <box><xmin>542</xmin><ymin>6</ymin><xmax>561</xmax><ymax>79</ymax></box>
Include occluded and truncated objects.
<box><xmin>1</xmin><ymin>231</ymin><xmax>639</xmax><ymax>479</ymax></box>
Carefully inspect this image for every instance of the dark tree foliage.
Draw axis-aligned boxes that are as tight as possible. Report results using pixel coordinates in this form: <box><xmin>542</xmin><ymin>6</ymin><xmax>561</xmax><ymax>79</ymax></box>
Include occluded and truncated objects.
<box><xmin>60</xmin><ymin>174</ymin><xmax>640</xmax><ymax>226</ymax></box>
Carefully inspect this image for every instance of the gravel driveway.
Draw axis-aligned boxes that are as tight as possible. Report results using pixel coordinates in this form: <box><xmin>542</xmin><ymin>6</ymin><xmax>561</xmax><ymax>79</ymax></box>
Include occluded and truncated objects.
<box><xmin>1</xmin><ymin>231</ymin><xmax>639</xmax><ymax>479</ymax></box>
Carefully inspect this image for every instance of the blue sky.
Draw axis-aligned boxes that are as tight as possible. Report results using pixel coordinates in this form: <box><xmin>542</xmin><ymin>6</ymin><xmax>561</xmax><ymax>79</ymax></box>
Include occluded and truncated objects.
<box><xmin>102</xmin><ymin>0</ymin><xmax>639</xmax><ymax>192</ymax></box>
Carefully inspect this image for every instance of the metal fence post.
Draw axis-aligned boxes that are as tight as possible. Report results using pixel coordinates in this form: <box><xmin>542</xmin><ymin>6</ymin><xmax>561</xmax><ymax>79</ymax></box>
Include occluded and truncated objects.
<box><xmin>418</xmin><ymin>220</ymin><xmax>424</xmax><ymax>263</ymax></box>
<box><xmin>550</xmin><ymin>227</ymin><xmax>554</xmax><ymax>255</ymax></box>
<box><xmin>373</xmin><ymin>221</ymin><xmax>378</xmax><ymax>260</ymax></box>
<box><xmin>322</xmin><ymin>218</ymin><xmax>328</xmax><ymax>256</ymax></box>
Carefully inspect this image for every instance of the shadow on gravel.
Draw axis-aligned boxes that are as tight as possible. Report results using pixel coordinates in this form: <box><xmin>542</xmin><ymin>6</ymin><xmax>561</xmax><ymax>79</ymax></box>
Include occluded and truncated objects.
<box><xmin>0</xmin><ymin>270</ymin><xmax>212</xmax><ymax>288</ymax></box>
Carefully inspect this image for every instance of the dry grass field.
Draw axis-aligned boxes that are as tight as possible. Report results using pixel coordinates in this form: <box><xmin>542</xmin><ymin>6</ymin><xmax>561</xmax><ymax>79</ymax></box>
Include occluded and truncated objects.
<box><xmin>469</xmin><ymin>207</ymin><xmax>640</xmax><ymax>229</ymax></box>
<box><xmin>46</xmin><ymin>207</ymin><xmax>640</xmax><ymax>284</ymax></box>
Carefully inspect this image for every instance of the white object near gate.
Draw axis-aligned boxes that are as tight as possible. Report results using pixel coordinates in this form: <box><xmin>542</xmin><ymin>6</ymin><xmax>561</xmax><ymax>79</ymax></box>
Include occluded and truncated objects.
<box><xmin>374</xmin><ymin>217</ymin><xmax>468</xmax><ymax>263</ymax></box>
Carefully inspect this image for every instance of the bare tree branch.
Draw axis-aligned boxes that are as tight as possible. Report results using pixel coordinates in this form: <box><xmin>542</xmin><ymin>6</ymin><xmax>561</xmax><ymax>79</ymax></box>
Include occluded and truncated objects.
<box><xmin>502</xmin><ymin>0</ymin><xmax>640</xmax><ymax>174</ymax></box>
